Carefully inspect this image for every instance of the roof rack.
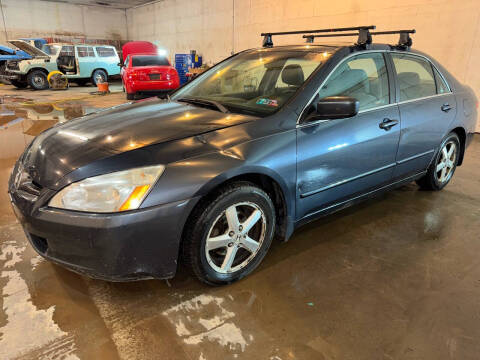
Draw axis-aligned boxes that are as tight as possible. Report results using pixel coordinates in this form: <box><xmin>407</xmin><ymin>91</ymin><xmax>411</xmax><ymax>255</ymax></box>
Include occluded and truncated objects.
<box><xmin>261</xmin><ymin>25</ymin><xmax>376</xmax><ymax>49</ymax></box>
<box><xmin>303</xmin><ymin>29</ymin><xmax>416</xmax><ymax>50</ymax></box>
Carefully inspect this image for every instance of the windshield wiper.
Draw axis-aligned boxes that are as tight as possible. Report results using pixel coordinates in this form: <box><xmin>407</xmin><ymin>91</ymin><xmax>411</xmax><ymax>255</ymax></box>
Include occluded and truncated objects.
<box><xmin>177</xmin><ymin>97</ymin><xmax>230</xmax><ymax>114</ymax></box>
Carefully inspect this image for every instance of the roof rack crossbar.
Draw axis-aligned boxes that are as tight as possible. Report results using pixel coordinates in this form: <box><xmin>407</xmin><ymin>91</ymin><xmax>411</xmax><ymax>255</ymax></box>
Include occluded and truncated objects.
<box><xmin>261</xmin><ymin>25</ymin><xmax>375</xmax><ymax>47</ymax></box>
<box><xmin>303</xmin><ymin>29</ymin><xmax>416</xmax><ymax>49</ymax></box>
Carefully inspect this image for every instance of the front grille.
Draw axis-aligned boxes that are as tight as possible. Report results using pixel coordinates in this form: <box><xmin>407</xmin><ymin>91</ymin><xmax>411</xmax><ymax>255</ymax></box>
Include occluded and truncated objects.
<box><xmin>30</xmin><ymin>233</ymin><xmax>48</xmax><ymax>254</ymax></box>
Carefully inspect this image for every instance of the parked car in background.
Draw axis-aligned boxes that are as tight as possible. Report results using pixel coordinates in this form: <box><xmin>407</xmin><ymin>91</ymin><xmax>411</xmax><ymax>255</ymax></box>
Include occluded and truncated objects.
<box><xmin>121</xmin><ymin>54</ymin><xmax>180</xmax><ymax>99</ymax></box>
<box><xmin>4</xmin><ymin>41</ymin><xmax>120</xmax><ymax>90</ymax></box>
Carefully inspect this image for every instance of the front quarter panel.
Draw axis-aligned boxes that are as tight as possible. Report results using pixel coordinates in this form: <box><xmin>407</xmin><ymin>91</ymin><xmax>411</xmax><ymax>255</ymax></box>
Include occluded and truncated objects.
<box><xmin>141</xmin><ymin>123</ymin><xmax>297</xmax><ymax>224</ymax></box>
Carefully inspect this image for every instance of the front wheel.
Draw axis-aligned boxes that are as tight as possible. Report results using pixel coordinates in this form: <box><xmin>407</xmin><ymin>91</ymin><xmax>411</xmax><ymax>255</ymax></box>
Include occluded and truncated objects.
<box><xmin>416</xmin><ymin>132</ymin><xmax>460</xmax><ymax>190</ymax></box>
<box><xmin>126</xmin><ymin>92</ymin><xmax>135</xmax><ymax>100</ymax></box>
<box><xmin>182</xmin><ymin>182</ymin><xmax>276</xmax><ymax>285</ymax></box>
<box><xmin>27</xmin><ymin>70</ymin><xmax>49</xmax><ymax>90</ymax></box>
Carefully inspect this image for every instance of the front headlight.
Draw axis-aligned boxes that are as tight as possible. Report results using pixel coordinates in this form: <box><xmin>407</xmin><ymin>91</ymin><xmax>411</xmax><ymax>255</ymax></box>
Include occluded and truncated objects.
<box><xmin>49</xmin><ymin>165</ymin><xmax>165</xmax><ymax>213</ymax></box>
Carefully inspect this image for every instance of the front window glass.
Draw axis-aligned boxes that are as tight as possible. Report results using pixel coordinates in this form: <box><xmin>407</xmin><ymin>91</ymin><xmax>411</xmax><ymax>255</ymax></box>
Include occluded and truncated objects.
<box><xmin>42</xmin><ymin>44</ymin><xmax>61</xmax><ymax>56</ymax></box>
<box><xmin>172</xmin><ymin>49</ymin><xmax>332</xmax><ymax>116</ymax></box>
<box><xmin>318</xmin><ymin>53</ymin><xmax>390</xmax><ymax>111</ymax></box>
<box><xmin>132</xmin><ymin>55</ymin><xmax>170</xmax><ymax>67</ymax></box>
<box><xmin>60</xmin><ymin>46</ymin><xmax>75</xmax><ymax>56</ymax></box>
<box><xmin>392</xmin><ymin>54</ymin><xmax>436</xmax><ymax>101</ymax></box>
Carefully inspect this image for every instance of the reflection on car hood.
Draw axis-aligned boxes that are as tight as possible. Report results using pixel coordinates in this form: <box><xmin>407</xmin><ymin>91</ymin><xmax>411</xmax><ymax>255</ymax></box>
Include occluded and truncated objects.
<box><xmin>22</xmin><ymin>99</ymin><xmax>257</xmax><ymax>188</ymax></box>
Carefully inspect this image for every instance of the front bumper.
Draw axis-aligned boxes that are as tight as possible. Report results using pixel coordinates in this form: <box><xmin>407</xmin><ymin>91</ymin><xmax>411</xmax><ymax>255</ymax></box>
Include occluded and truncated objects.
<box><xmin>10</xmin><ymin>189</ymin><xmax>199</xmax><ymax>281</ymax></box>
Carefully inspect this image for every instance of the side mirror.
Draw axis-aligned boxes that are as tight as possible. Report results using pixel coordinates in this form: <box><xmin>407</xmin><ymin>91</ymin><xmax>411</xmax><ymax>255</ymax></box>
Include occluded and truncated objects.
<box><xmin>313</xmin><ymin>96</ymin><xmax>359</xmax><ymax>120</ymax></box>
<box><xmin>118</xmin><ymin>63</ymin><xmax>123</xmax><ymax>67</ymax></box>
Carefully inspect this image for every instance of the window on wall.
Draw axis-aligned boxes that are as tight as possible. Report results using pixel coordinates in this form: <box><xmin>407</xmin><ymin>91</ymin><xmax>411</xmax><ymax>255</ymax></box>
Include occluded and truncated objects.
<box><xmin>95</xmin><ymin>47</ymin><xmax>116</xmax><ymax>57</ymax></box>
<box><xmin>433</xmin><ymin>67</ymin><xmax>450</xmax><ymax>94</ymax></box>
<box><xmin>318</xmin><ymin>53</ymin><xmax>390</xmax><ymax>111</ymax></box>
<box><xmin>391</xmin><ymin>54</ymin><xmax>436</xmax><ymax>101</ymax></box>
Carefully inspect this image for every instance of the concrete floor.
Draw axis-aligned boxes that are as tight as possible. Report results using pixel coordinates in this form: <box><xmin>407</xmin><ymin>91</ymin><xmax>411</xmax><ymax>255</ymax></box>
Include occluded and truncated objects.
<box><xmin>0</xmin><ymin>81</ymin><xmax>479</xmax><ymax>360</ymax></box>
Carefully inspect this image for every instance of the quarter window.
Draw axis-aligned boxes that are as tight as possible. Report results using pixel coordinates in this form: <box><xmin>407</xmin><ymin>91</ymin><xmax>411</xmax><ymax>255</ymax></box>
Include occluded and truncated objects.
<box><xmin>96</xmin><ymin>47</ymin><xmax>116</xmax><ymax>57</ymax></box>
<box><xmin>433</xmin><ymin>67</ymin><xmax>449</xmax><ymax>94</ymax></box>
<box><xmin>391</xmin><ymin>54</ymin><xmax>436</xmax><ymax>101</ymax></box>
<box><xmin>318</xmin><ymin>53</ymin><xmax>390</xmax><ymax>111</ymax></box>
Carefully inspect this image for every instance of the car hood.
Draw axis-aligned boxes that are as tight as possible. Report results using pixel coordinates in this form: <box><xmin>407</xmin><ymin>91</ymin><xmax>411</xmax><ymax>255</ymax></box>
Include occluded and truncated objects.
<box><xmin>22</xmin><ymin>99</ymin><xmax>257</xmax><ymax>188</ymax></box>
<box><xmin>8</xmin><ymin>40</ymin><xmax>49</xmax><ymax>58</ymax></box>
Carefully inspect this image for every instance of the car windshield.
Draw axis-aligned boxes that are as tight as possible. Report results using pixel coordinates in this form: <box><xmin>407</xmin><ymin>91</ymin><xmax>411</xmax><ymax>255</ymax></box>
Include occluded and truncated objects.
<box><xmin>42</xmin><ymin>44</ymin><xmax>61</xmax><ymax>56</ymax></box>
<box><xmin>172</xmin><ymin>49</ymin><xmax>332</xmax><ymax>116</ymax></box>
<box><xmin>132</xmin><ymin>55</ymin><xmax>170</xmax><ymax>67</ymax></box>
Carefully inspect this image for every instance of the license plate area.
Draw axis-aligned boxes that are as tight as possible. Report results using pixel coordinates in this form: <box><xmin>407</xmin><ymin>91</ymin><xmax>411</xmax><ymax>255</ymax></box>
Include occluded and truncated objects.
<box><xmin>149</xmin><ymin>73</ymin><xmax>161</xmax><ymax>80</ymax></box>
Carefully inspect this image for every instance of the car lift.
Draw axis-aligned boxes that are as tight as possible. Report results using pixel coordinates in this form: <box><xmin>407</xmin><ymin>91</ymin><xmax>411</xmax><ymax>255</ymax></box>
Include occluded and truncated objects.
<box><xmin>261</xmin><ymin>26</ymin><xmax>415</xmax><ymax>50</ymax></box>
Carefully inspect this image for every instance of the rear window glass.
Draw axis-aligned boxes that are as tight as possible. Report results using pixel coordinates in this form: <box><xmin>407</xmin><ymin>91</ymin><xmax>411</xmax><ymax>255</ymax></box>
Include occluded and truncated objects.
<box><xmin>77</xmin><ymin>46</ymin><xmax>95</xmax><ymax>57</ymax></box>
<box><xmin>96</xmin><ymin>47</ymin><xmax>116</xmax><ymax>57</ymax></box>
<box><xmin>132</xmin><ymin>56</ymin><xmax>169</xmax><ymax>67</ymax></box>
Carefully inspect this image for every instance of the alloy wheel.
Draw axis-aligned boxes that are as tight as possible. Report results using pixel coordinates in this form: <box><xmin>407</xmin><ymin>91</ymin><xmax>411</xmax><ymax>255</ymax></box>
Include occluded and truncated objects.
<box><xmin>205</xmin><ymin>202</ymin><xmax>266</xmax><ymax>274</ymax></box>
<box><xmin>435</xmin><ymin>140</ymin><xmax>457</xmax><ymax>184</ymax></box>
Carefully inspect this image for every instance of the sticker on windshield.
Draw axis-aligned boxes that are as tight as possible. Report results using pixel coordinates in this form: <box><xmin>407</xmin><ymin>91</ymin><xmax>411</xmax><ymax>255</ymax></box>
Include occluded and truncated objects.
<box><xmin>256</xmin><ymin>98</ymin><xmax>278</xmax><ymax>107</ymax></box>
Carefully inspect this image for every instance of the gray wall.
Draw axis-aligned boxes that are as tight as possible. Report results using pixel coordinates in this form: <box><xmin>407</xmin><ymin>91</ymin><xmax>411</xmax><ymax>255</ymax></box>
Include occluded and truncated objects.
<box><xmin>0</xmin><ymin>0</ymin><xmax>127</xmax><ymax>43</ymax></box>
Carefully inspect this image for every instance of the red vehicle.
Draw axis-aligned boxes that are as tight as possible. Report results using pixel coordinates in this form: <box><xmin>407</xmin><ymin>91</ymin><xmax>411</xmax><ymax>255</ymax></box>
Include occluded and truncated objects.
<box><xmin>120</xmin><ymin>54</ymin><xmax>180</xmax><ymax>100</ymax></box>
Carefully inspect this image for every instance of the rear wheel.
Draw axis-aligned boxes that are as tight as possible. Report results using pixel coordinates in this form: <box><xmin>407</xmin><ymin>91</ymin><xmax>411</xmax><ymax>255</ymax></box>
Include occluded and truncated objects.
<box><xmin>10</xmin><ymin>79</ymin><xmax>28</xmax><ymax>89</ymax></box>
<box><xmin>91</xmin><ymin>69</ymin><xmax>107</xmax><ymax>86</ymax></box>
<box><xmin>27</xmin><ymin>70</ymin><xmax>49</xmax><ymax>90</ymax></box>
<box><xmin>416</xmin><ymin>132</ymin><xmax>460</xmax><ymax>190</ymax></box>
<box><xmin>126</xmin><ymin>92</ymin><xmax>135</xmax><ymax>100</ymax></box>
<box><xmin>182</xmin><ymin>182</ymin><xmax>275</xmax><ymax>285</ymax></box>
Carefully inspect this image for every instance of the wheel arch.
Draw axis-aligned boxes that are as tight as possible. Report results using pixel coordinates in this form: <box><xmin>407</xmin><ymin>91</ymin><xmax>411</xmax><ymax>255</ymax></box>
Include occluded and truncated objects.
<box><xmin>186</xmin><ymin>167</ymin><xmax>294</xmax><ymax>244</ymax></box>
<box><xmin>91</xmin><ymin>67</ymin><xmax>108</xmax><ymax>78</ymax></box>
<box><xmin>27</xmin><ymin>67</ymin><xmax>49</xmax><ymax>76</ymax></box>
<box><xmin>450</xmin><ymin>126</ymin><xmax>467</xmax><ymax>165</ymax></box>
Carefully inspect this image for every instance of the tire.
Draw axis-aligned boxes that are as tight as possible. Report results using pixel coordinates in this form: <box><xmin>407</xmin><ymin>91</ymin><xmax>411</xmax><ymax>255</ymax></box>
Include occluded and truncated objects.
<box><xmin>27</xmin><ymin>69</ymin><xmax>49</xmax><ymax>90</ymax></box>
<box><xmin>182</xmin><ymin>181</ymin><xmax>276</xmax><ymax>285</ymax></box>
<box><xmin>10</xmin><ymin>79</ymin><xmax>28</xmax><ymax>89</ymax></box>
<box><xmin>126</xmin><ymin>92</ymin><xmax>135</xmax><ymax>100</ymax></box>
<box><xmin>416</xmin><ymin>132</ymin><xmax>460</xmax><ymax>191</ymax></box>
<box><xmin>91</xmin><ymin>69</ymin><xmax>107</xmax><ymax>86</ymax></box>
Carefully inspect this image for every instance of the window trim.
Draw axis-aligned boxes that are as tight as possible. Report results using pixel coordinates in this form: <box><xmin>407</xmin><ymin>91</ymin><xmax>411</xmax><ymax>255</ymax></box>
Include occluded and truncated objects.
<box><xmin>297</xmin><ymin>50</ymin><xmax>452</xmax><ymax>127</ymax></box>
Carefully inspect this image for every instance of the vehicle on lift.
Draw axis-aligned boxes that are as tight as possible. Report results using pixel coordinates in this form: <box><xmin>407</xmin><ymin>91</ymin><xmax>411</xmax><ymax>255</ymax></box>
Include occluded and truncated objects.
<box><xmin>4</xmin><ymin>41</ymin><xmax>120</xmax><ymax>90</ymax></box>
<box><xmin>120</xmin><ymin>53</ymin><xmax>180</xmax><ymax>100</ymax></box>
<box><xmin>8</xmin><ymin>26</ymin><xmax>478</xmax><ymax>285</ymax></box>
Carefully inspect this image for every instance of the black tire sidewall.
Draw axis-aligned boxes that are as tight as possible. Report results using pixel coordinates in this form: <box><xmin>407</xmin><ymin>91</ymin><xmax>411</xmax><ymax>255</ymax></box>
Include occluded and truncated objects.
<box><xmin>431</xmin><ymin>133</ymin><xmax>460</xmax><ymax>190</ymax></box>
<box><xmin>192</xmin><ymin>185</ymin><xmax>275</xmax><ymax>285</ymax></box>
<box><xmin>27</xmin><ymin>70</ymin><xmax>48</xmax><ymax>90</ymax></box>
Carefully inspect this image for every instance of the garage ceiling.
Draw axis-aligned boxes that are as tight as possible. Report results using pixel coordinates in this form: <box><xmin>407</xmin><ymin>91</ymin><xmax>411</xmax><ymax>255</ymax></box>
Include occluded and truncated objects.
<box><xmin>39</xmin><ymin>0</ymin><xmax>155</xmax><ymax>9</ymax></box>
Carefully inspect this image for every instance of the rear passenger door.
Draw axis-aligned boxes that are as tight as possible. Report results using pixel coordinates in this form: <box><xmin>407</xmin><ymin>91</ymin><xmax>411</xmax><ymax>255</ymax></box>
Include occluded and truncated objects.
<box><xmin>76</xmin><ymin>46</ymin><xmax>96</xmax><ymax>78</ymax></box>
<box><xmin>390</xmin><ymin>53</ymin><xmax>456</xmax><ymax>179</ymax></box>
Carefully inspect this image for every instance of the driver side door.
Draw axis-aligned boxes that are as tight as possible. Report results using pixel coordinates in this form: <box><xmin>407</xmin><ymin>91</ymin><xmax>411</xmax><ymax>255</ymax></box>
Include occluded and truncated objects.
<box><xmin>296</xmin><ymin>52</ymin><xmax>400</xmax><ymax>220</ymax></box>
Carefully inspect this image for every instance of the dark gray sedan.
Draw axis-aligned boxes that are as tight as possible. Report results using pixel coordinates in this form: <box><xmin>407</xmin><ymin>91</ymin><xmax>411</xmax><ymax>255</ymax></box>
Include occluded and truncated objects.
<box><xmin>8</xmin><ymin>30</ymin><xmax>478</xmax><ymax>285</ymax></box>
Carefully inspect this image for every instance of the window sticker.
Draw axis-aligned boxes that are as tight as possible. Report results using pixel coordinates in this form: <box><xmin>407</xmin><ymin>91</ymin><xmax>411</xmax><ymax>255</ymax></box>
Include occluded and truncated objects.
<box><xmin>256</xmin><ymin>98</ymin><xmax>278</xmax><ymax>107</ymax></box>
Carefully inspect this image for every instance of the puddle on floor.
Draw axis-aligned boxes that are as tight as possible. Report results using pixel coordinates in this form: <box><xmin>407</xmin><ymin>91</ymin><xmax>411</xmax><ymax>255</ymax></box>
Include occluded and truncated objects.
<box><xmin>0</xmin><ymin>95</ymin><xmax>104</xmax><ymax>162</ymax></box>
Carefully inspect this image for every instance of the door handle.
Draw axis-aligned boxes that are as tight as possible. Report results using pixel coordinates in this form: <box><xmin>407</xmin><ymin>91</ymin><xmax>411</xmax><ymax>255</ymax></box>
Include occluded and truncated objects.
<box><xmin>441</xmin><ymin>103</ymin><xmax>452</xmax><ymax>112</ymax></box>
<box><xmin>379</xmin><ymin>118</ymin><xmax>399</xmax><ymax>130</ymax></box>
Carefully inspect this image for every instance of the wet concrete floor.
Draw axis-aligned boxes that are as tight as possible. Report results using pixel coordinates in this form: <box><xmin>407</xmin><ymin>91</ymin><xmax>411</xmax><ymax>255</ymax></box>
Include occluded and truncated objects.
<box><xmin>0</xmin><ymin>83</ymin><xmax>480</xmax><ymax>359</ymax></box>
